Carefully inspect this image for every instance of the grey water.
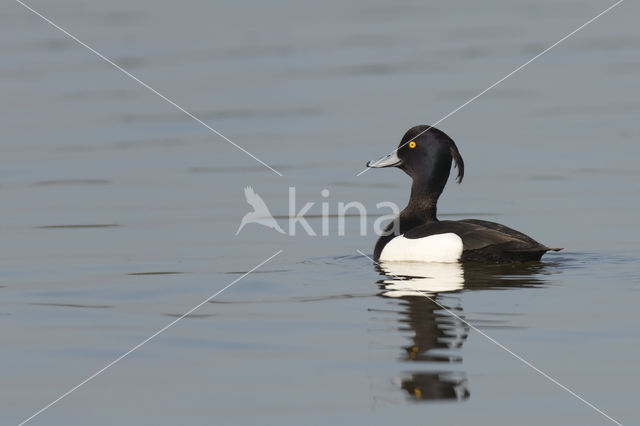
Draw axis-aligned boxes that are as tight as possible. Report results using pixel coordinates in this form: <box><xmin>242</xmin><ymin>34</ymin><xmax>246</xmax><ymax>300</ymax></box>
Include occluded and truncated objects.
<box><xmin>1</xmin><ymin>0</ymin><xmax>639</xmax><ymax>425</ymax></box>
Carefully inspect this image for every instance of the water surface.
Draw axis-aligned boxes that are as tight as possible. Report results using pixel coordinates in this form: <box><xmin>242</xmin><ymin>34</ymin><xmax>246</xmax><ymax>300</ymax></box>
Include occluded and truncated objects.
<box><xmin>1</xmin><ymin>0</ymin><xmax>639</xmax><ymax>425</ymax></box>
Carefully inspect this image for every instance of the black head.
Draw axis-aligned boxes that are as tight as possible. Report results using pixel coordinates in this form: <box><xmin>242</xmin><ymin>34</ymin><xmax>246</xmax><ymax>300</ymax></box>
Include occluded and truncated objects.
<box><xmin>367</xmin><ymin>125</ymin><xmax>464</xmax><ymax>186</ymax></box>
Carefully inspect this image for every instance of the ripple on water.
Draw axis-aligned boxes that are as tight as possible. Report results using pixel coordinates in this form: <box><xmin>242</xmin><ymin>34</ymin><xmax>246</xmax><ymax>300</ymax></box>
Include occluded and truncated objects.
<box><xmin>189</xmin><ymin>164</ymin><xmax>298</xmax><ymax>174</ymax></box>
<box><xmin>33</xmin><ymin>179</ymin><xmax>112</xmax><ymax>186</ymax></box>
<box><xmin>162</xmin><ymin>313</ymin><xmax>216</xmax><ymax>319</ymax></box>
<box><xmin>121</xmin><ymin>107</ymin><xmax>320</xmax><ymax>124</ymax></box>
<box><xmin>224</xmin><ymin>269</ymin><xmax>289</xmax><ymax>275</ymax></box>
<box><xmin>36</xmin><ymin>224</ymin><xmax>120</xmax><ymax>229</ymax></box>
<box><xmin>128</xmin><ymin>271</ymin><xmax>189</xmax><ymax>276</ymax></box>
<box><xmin>30</xmin><ymin>302</ymin><xmax>112</xmax><ymax>309</ymax></box>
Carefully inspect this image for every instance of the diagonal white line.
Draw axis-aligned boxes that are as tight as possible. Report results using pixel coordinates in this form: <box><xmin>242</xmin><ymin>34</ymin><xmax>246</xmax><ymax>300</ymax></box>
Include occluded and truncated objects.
<box><xmin>15</xmin><ymin>0</ymin><xmax>283</xmax><ymax>177</ymax></box>
<box><xmin>358</xmin><ymin>0</ymin><xmax>624</xmax><ymax>176</ymax></box>
<box><xmin>356</xmin><ymin>250</ymin><xmax>624</xmax><ymax>426</ymax></box>
<box><xmin>17</xmin><ymin>249</ymin><xmax>283</xmax><ymax>426</ymax></box>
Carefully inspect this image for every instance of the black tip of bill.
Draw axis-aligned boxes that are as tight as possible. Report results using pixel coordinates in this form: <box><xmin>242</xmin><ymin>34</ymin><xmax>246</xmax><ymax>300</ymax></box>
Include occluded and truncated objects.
<box><xmin>367</xmin><ymin>151</ymin><xmax>401</xmax><ymax>168</ymax></box>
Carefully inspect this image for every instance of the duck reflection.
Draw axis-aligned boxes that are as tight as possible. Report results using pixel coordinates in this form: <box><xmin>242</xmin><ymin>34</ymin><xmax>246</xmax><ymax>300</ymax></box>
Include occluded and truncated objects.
<box><xmin>375</xmin><ymin>261</ymin><xmax>551</xmax><ymax>402</ymax></box>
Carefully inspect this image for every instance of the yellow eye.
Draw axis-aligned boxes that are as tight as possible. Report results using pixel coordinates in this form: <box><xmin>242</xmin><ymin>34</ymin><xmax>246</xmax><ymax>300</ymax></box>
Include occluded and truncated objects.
<box><xmin>409</xmin><ymin>141</ymin><xmax>416</xmax><ymax>148</ymax></box>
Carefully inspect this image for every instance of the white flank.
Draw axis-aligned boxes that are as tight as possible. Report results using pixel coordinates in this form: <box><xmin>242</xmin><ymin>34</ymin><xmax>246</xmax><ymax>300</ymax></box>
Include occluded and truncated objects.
<box><xmin>379</xmin><ymin>233</ymin><xmax>463</xmax><ymax>263</ymax></box>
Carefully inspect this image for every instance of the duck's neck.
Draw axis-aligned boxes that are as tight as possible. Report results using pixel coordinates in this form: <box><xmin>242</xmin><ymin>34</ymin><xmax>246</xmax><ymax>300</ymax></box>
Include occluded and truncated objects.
<box><xmin>402</xmin><ymin>178</ymin><xmax>442</xmax><ymax>223</ymax></box>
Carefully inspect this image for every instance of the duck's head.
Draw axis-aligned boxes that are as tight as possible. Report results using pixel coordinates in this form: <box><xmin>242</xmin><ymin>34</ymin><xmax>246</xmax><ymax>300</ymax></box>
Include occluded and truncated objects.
<box><xmin>367</xmin><ymin>125</ymin><xmax>464</xmax><ymax>188</ymax></box>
